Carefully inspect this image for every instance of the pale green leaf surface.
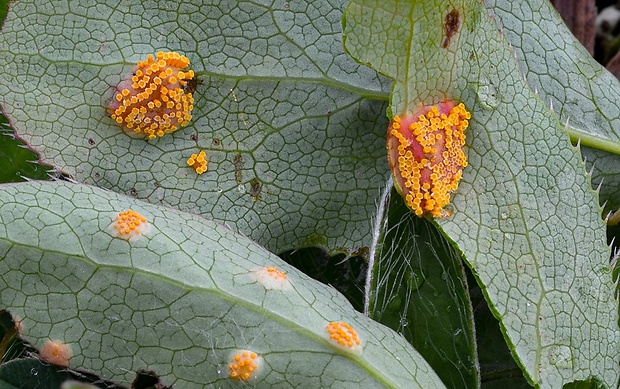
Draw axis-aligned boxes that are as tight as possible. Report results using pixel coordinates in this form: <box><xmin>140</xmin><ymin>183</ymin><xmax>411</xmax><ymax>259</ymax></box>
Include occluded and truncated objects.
<box><xmin>0</xmin><ymin>0</ymin><xmax>392</xmax><ymax>254</ymax></box>
<box><xmin>343</xmin><ymin>0</ymin><xmax>619</xmax><ymax>387</ymax></box>
<box><xmin>0</xmin><ymin>180</ymin><xmax>445</xmax><ymax>388</ymax></box>
<box><xmin>486</xmin><ymin>0</ymin><xmax>620</xmax><ymax>155</ymax></box>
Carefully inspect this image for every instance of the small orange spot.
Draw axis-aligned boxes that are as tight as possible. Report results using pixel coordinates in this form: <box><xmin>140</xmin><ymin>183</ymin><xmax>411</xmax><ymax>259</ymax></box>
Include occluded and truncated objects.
<box><xmin>108</xmin><ymin>51</ymin><xmax>195</xmax><ymax>140</ymax></box>
<box><xmin>228</xmin><ymin>349</ymin><xmax>262</xmax><ymax>381</ymax></box>
<box><xmin>387</xmin><ymin>101</ymin><xmax>470</xmax><ymax>218</ymax></box>
<box><xmin>252</xmin><ymin>266</ymin><xmax>291</xmax><ymax>290</ymax></box>
<box><xmin>325</xmin><ymin>321</ymin><xmax>362</xmax><ymax>353</ymax></box>
<box><xmin>108</xmin><ymin>209</ymin><xmax>151</xmax><ymax>241</ymax></box>
<box><xmin>187</xmin><ymin>150</ymin><xmax>208</xmax><ymax>174</ymax></box>
<box><xmin>40</xmin><ymin>340</ymin><xmax>71</xmax><ymax>367</ymax></box>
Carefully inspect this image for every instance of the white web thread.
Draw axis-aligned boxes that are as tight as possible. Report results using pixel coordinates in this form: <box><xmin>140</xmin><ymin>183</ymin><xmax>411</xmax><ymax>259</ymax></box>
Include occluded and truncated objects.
<box><xmin>365</xmin><ymin>176</ymin><xmax>393</xmax><ymax>315</ymax></box>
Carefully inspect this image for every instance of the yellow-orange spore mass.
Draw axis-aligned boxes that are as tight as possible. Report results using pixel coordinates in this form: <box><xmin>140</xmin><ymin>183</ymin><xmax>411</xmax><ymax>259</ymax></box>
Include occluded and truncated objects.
<box><xmin>109</xmin><ymin>51</ymin><xmax>195</xmax><ymax>140</ymax></box>
<box><xmin>228</xmin><ymin>350</ymin><xmax>261</xmax><ymax>381</ymax></box>
<box><xmin>387</xmin><ymin>102</ymin><xmax>470</xmax><ymax>218</ymax></box>
<box><xmin>252</xmin><ymin>266</ymin><xmax>291</xmax><ymax>290</ymax></box>
<box><xmin>325</xmin><ymin>321</ymin><xmax>361</xmax><ymax>352</ymax></box>
<box><xmin>263</xmin><ymin>266</ymin><xmax>286</xmax><ymax>280</ymax></box>
<box><xmin>187</xmin><ymin>151</ymin><xmax>208</xmax><ymax>174</ymax></box>
<box><xmin>113</xmin><ymin>209</ymin><xmax>148</xmax><ymax>238</ymax></box>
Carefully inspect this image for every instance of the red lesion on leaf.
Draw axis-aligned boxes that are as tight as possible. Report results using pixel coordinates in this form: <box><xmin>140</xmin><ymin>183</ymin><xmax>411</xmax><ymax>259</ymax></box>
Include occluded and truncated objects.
<box><xmin>442</xmin><ymin>9</ymin><xmax>460</xmax><ymax>48</ymax></box>
<box><xmin>387</xmin><ymin>101</ymin><xmax>470</xmax><ymax>218</ymax></box>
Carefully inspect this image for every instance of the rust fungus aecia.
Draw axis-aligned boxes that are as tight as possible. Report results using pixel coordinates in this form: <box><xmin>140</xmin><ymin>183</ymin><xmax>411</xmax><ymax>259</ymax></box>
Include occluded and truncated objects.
<box><xmin>108</xmin><ymin>209</ymin><xmax>151</xmax><ymax>241</ymax></box>
<box><xmin>40</xmin><ymin>340</ymin><xmax>72</xmax><ymax>367</ymax></box>
<box><xmin>228</xmin><ymin>349</ymin><xmax>263</xmax><ymax>381</ymax></box>
<box><xmin>387</xmin><ymin>101</ymin><xmax>470</xmax><ymax>218</ymax></box>
<box><xmin>325</xmin><ymin>321</ymin><xmax>362</xmax><ymax>354</ymax></box>
<box><xmin>109</xmin><ymin>51</ymin><xmax>195</xmax><ymax>140</ymax></box>
<box><xmin>187</xmin><ymin>150</ymin><xmax>208</xmax><ymax>174</ymax></box>
<box><xmin>251</xmin><ymin>266</ymin><xmax>291</xmax><ymax>290</ymax></box>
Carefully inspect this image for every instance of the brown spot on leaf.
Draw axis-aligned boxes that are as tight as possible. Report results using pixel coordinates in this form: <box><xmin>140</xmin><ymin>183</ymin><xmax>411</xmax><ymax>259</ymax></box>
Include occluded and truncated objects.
<box><xmin>183</xmin><ymin>76</ymin><xmax>200</xmax><ymax>95</ymax></box>
<box><xmin>249</xmin><ymin>178</ymin><xmax>261</xmax><ymax>200</ymax></box>
<box><xmin>87</xmin><ymin>138</ymin><xmax>95</xmax><ymax>146</ymax></box>
<box><xmin>234</xmin><ymin>154</ymin><xmax>243</xmax><ymax>183</ymax></box>
<box><xmin>212</xmin><ymin>138</ymin><xmax>221</xmax><ymax>147</ymax></box>
<box><xmin>442</xmin><ymin>9</ymin><xmax>460</xmax><ymax>48</ymax></box>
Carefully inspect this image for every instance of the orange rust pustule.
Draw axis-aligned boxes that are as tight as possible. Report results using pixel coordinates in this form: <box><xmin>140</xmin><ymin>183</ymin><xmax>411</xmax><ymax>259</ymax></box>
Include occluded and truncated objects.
<box><xmin>387</xmin><ymin>102</ymin><xmax>470</xmax><ymax>218</ymax></box>
<box><xmin>228</xmin><ymin>350</ymin><xmax>261</xmax><ymax>381</ymax></box>
<box><xmin>326</xmin><ymin>321</ymin><xmax>361</xmax><ymax>351</ymax></box>
<box><xmin>187</xmin><ymin>150</ymin><xmax>208</xmax><ymax>174</ymax></box>
<box><xmin>113</xmin><ymin>209</ymin><xmax>147</xmax><ymax>236</ymax></box>
<box><xmin>109</xmin><ymin>51</ymin><xmax>195</xmax><ymax>140</ymax></box>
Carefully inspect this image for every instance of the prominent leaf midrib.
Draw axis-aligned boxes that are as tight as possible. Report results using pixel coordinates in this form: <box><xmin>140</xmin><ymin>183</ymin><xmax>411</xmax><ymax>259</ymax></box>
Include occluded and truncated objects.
<box><xmin>1</xmin><ymin>237</ymin><xmax>403</xmax><ymax>388</ymax></box>
<box><xmin>511</xmin><ymin>173</ymin><xmax>544</xmax><ymax>383</ymax></box>
<box><xmin>0</xmin><ymin>52</ymin><xmax>391</xmax><ymax>101</ymax></box>
<box><xmin>565</xmin><ymin>125</ymin><xmax>620</xmax><ymax>157</ymax></box>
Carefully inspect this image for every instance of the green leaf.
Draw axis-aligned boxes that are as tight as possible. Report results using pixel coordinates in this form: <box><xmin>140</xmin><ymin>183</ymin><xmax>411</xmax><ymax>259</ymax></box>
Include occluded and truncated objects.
<box><xmin>0</xmin><ymin>180</ymin><xmax>446</xmax><ymax>388</ymax></box>
<box><xmin>343</xmin><ymin>0</ymin><xmax>619</xmax><ymax>387</ymax></box>
<box><xmin>581</xmin><ymin>146</ymin><xmax>620</xmax><ymax>215</ymax></box>
<box><xmin>470</xmin><ymin>269</ymin><xmax>529</xmax><ymax>387</ymax></box>
<box><xmin>0</xmin><ymin>116</ymin><xmax>51</xmax><ymax>183</ymax></box>
<box><xmin>0</xmin><ymin>0</ymin><xmax>392</xmax><ymax>254</ymax></box>
<box><xmin>280</xmin><ymin>247</ymin><xmax>367</xmax><ymax>313</ymax></box>
<box><xmin>368</xmin><ymin>187</ymin><xmax>478</xmax><ymax>388</ymax></box>
<box><xmin>0</xmin><ymin>359</ymin><xmax>113</xmax><ymax>389</ymax></box>
<box><xmin>486</xmin><ymin>0</ymin><xmax>620</xmax><ymax>156</ymax></box>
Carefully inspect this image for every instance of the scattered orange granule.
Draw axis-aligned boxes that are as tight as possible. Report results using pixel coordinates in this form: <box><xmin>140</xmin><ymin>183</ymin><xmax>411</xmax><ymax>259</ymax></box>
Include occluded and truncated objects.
<box><xmin>110</xmin><ymin>209</ymin><xmax>150</xmax><ymax>240</ymax></box>
<box><xmin>325</xmin><ymin>321</ymin><xmax>362</xmax><ymax>353</ymax></box>
<box><xmin>40</xmin><ymin>340</ymin><xmax>71</xmax><ymax>367</ymax></box>
<box><xmin>252</xmin><ymin>266</ymin><xmax>291</xmax><ymax>290</ymax></box>
<box><xmin>387</xmin><ymin>101</ymin><xmax>470</xmax><ymax>218</ymax></box>
<box><xmin>228</xmin><ymin>350</ymin><xmax>262</xmax><ymax>381</ymax></box>
<box><xmin>187</xmin><ymin>151</ymin><xmax>208</xmax><ymax>174</ymax></box>
<box><xmin>109</xmin><ymin>51</ymin><xmax>195</xmax><ymax>140</ymax></box>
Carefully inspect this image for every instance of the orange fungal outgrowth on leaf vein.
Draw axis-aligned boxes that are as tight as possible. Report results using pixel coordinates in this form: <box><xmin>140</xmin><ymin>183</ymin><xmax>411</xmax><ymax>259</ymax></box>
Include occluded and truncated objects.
<box><xmin>387</xmin><ymin>101</ymin><xmax>470</xmax><ymax>218</ymax></box>
<box><xmin>109</xmin><ymin>51</ymin><xmax>195</xmax><ymax>140</ymax></box>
